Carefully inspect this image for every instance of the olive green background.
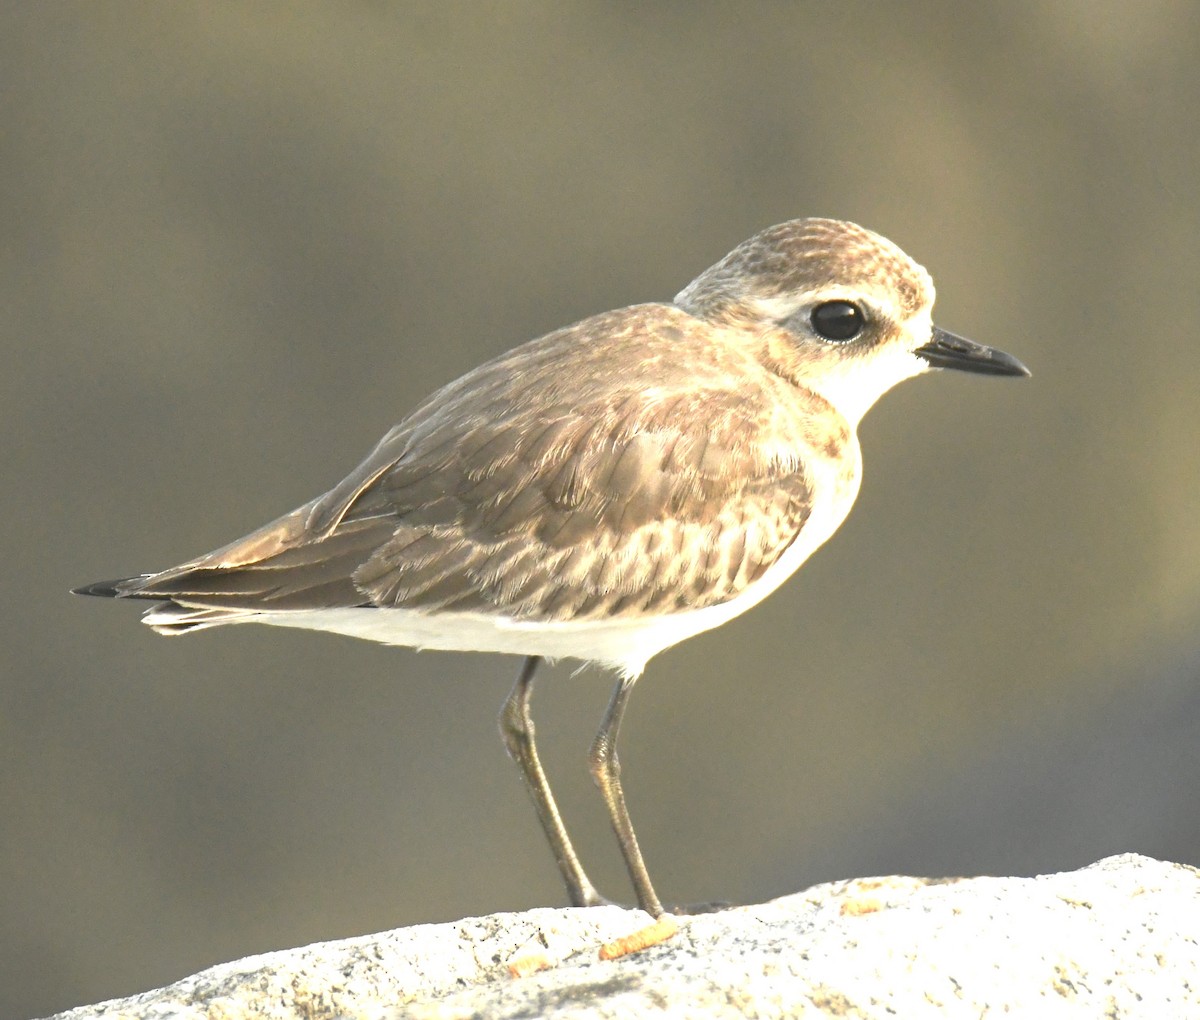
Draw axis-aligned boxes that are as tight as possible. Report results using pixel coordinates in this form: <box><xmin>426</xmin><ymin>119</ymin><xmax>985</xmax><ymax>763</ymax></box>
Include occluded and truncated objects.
<box><xmin>5</xmin><ymin>3</ymin><xmax>1200</xmax><ymax>1016</ymax></box>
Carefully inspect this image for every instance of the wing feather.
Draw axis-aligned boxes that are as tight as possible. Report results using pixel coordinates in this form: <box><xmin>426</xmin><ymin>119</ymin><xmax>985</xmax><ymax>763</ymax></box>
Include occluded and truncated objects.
<box><xmin>348</xmin><ymin>389</ymin><xmax>816</xmax><ymax>621</ymax></box>
<box><xmin>116</xmin><ymin>304</ymin><xmax>837</xmax><ymax>623</ymax></box>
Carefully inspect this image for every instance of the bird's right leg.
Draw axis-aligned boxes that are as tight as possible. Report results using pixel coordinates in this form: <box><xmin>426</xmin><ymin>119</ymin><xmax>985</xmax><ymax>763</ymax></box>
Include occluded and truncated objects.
<box><xmin>499</xmin><ymin>655</ymin><xmax>608</xmax><ymax>907</ymax></box>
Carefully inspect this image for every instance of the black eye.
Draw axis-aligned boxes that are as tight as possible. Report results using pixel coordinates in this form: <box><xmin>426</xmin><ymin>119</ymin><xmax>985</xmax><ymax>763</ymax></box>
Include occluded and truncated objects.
<box><xmin>810</xmin><ymin>301</ymin><xmax>865</xmax><ymax>342</ymax></box>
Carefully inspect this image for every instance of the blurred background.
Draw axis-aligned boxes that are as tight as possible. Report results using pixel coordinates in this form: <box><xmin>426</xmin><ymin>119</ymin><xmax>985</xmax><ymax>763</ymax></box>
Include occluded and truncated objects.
<box><xmin>4</xmin><ymin>3</ymin><xmax>1199</xmax><ymax>1016</ymax></box>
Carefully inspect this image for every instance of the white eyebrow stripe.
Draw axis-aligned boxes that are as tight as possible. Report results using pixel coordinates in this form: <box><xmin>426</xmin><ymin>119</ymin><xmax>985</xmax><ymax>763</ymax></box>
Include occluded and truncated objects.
<box><xmin>748</xmin><ymin>289</ymin><xmax>887</xmax><ymax>324</ymax></box>
<box><xmin>748</xmin><ymin>294</ymin><xmax>809</xmax><ymax>319</ymax></box>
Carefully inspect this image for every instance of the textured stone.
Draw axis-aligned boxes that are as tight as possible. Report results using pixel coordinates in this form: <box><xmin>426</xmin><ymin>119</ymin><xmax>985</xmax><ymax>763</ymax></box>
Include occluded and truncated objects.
<box><xmin>45</xmin><ymin>855</ymin><xmax>1200</xmax><ymax>1020</ymax></box>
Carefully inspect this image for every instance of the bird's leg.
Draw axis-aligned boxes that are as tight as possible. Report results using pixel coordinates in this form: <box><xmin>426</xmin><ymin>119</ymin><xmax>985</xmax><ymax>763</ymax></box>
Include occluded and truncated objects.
<box><xmin>499</xmin><ymin>655</ymin><xmax>607</xmax><ymax>907</ymax></box>
<box><xmin>589</xmin><ymin>676</ymin><xmax>665</xmax><ymax>918</ymax></box>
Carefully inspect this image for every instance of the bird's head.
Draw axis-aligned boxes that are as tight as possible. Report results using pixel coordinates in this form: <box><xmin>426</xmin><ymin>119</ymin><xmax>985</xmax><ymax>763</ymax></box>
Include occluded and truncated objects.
<box><xmin>674</xmin><ymin>218</ymin><xmax>1029</xmax><ymax>427</ymax></box>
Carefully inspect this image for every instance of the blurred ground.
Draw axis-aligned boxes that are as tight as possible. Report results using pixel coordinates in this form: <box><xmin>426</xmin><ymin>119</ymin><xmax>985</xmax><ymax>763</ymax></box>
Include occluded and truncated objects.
<box><xmin>3</xmin><ymin>3</ymin><xmax>1199</xmax><ymax>1017</ymax></box>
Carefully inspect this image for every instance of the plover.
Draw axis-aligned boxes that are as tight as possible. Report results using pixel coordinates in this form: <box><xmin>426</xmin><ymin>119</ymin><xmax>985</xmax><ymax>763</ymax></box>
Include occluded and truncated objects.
<box><xmin>75</xmin><ymin>218</ymin><xmax>1029</xmax><ymax>918</ymax></box>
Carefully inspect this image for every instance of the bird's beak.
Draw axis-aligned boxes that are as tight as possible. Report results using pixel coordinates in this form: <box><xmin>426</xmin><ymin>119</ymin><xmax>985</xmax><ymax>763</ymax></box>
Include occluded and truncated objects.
<box><xmin>915</xmin><ymin>327</ymin><xmax>1030</xmax><ymax>377</ymax></box>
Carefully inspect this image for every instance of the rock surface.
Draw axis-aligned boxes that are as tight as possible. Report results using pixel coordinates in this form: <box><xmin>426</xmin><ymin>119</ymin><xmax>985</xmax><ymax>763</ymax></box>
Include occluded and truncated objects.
<box><xmin>45</xmin><ymin>854</ymin><xmax>1200</xmax><ymax>1019</ymax></box>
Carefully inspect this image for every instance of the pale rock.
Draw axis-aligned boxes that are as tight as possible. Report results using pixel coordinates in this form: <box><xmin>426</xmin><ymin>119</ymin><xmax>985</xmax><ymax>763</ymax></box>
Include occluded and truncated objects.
<box><xmin>44</xmin><ymin>854</ymin><xmax>1200</xmax><ymax>1020</ymax></box>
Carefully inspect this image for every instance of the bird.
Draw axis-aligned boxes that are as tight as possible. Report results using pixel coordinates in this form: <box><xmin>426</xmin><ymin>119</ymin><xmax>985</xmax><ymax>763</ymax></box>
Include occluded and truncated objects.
<box><xmin>74</xmin><ymin>217</ymin><xmax>1029</xmax><ymax>919</ymax></box>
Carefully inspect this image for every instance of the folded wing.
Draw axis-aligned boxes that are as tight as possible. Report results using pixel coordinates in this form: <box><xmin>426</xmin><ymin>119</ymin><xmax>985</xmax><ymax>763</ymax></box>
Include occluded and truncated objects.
<box><xmin>101</xmin><ymin>306</ymin><xmax>819</xmax><ymax>625</ymax></box>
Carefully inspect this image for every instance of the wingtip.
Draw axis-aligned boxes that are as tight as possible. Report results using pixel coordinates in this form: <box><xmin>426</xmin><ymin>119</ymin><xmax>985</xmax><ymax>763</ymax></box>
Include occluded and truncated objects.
<box><xmin>71</xmin><ymin>578</ymin><xmax>132</xmax><ymax>598</ymax></box>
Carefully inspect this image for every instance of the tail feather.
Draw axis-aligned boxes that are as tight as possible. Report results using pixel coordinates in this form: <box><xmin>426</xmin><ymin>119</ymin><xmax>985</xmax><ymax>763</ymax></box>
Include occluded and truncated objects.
<box><xmin>140</xmin><ymin>601</ymin><xmax>262</xmax><ymax>635</ymax></box>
